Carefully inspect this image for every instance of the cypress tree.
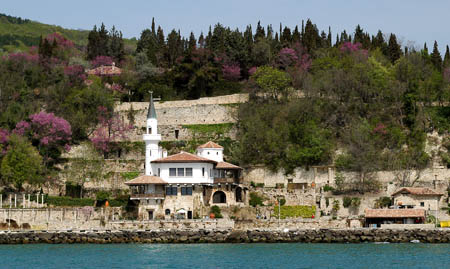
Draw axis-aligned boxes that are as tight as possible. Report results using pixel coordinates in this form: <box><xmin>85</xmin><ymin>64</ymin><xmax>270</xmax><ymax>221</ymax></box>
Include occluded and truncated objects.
<box><xmin>443</xmin><ymin>45</ymin><xmax>450</xmax><ymax>68</ymax></box>
<box><xmin>354</xmin><ymin>25</ymin><xmax>363</xmax><ymax>44</ymax></box>
<box><xmin>327</xmin><ymin>27</ymin><xmax>332</xmax><ymax>47</ymax></box>
<box><xmin>430</xmin><ymin>41</ymin><xmax>442</xmax><ymax>70</ymax></box>
<box><xmin>292</xmin><ymin>26</ymin><xmax>301</xmax><ymax>43</ymax></box>
<box><xmin>387</xmin><ymin>33</ymin><xmax>401</xmax><ymax>63</ymax></box>
<box><xmin>255</xmin><ymin>21</ymin><xmax>265</xmax><ymax>40</ymax></box>
<box><xmin>423</xmin><ymin>42</ymin><xmax>428</xmax><ymax>55</ymax></box>
<box><xmin>151</xmin><ymin>17</ymin><xmax>156</xmax><ymax>37</ymax></box>
<box><xmin>188</xmin><ymin>32</ymin><xmax>196</xmax><ymax>52</ymax></box>
<box><xmin>198</xmin><ymin>32</ymin><xmax>205</xmax><ymax>48</ymax></box>
<box><xmin>87</xmin><ymin>25</ymin><xmax>100</xmax><ymax>60</ymax></box>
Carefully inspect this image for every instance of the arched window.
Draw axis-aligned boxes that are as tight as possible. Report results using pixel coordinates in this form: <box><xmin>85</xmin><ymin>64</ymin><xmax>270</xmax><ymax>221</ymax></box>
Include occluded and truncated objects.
<box><xmin>165</xmin><ymin>209</ymin><xmax>171</xmax><ymax>215</ymax></box>
<box><xmin>213</xmin><ymin>191</ymin><xmax>227</xmax><ymax>204</ymax></box>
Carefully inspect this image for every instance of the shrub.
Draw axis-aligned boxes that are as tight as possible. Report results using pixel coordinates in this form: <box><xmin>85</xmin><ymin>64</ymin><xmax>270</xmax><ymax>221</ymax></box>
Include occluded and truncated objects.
<box><xmin>279</xmin><ymin>198</ymin><xmax>286</xmax><ymax>206</ymax></box>
<box><xmin>122</xmin><ymin>171</ymin><xmax>140</xmax><ymax>180</ymax></box>
<box><xmin>256</xmin><ymin>183</ymin><xmax>265</xmax><ymax>188</ymax></box>
<box><xmin>45</xmin><ymin>196</ymin><xmax>95</xmax><ymax>207</ymax></box>
<box><xmin>375</xmin><ymin>197</ymin><xmax>392</xmax><ymax>208</ymax></box>
<box><xmin>323</xmin><ymin>184</ymin><xmax>334</xmax><ymax>192</ymax></box>
<box><xmin>249</xmin><ymin>192</ymin><xmax>264</xmax><ymax>207</ymax></box>
<box><xmin>343</xmin><ymin>197</ymin><xmax>352</xmax><ymax>208</ymax></box>
<box><xmin>210</xmin><ymin>205</ymin><xmax>223</xmax><ymax>218</ymax></box>
<box><xmin>96</xmin><ymin>191</ymin><xmax>111</xmax><ymax>201</ymax></box>
<box><xmin>273</xmin><ymin>205</ymin><xmax>316</xmax><ymax>219</ymax></box>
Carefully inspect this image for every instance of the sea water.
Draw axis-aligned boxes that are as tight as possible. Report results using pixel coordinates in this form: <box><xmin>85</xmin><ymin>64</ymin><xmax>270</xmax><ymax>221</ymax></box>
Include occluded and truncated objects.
<box><xmin>1</xmin><ymin>243</ymin><xmax>449</xmax><ymax>268</ymax></box>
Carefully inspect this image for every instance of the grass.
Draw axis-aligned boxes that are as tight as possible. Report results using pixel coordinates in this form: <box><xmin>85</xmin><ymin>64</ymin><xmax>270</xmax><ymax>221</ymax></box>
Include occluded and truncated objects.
<box><xmin>273</xmin><ymin>205</ymin><xmax>316</xmax><ymax>219</ymax></box>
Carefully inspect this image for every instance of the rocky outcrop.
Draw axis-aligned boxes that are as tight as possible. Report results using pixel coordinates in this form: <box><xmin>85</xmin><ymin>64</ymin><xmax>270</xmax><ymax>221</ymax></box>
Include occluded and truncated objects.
<box><xmin>0</xmin><ymin>228</ymin><xmax>449</xmax><ymax>244</ymax></box>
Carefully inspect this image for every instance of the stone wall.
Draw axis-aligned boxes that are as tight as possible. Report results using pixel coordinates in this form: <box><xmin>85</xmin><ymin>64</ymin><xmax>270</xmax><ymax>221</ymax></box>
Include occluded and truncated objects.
<box><xmin>115</xmin><ymin>94</ymin><xmax>247</xmax><ymax>141</ymax></box>
<box><xmin>1</xmin><ymin>228</ymin><xmax>450</xmax><ymax>244</ymax></box>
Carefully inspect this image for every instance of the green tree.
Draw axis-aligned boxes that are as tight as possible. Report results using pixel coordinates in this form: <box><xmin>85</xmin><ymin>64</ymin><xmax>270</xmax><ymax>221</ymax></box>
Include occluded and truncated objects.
<box><xmin>387</xmin><ymin>34</ymin><xmax>401</xmax><ymax>63</ymax></box>
<box><xmin>444</xmin><ymin>45</ymin><xmax>450</xmax><ymax>68</ymax></box>
<box><xmin>1</xmin><ymin>135</ymin><xmax>43</xmax><ymax>189</ymax></box>
<box><xmin>251</xmin><ymin>66</ymin><xmax>291</xmax><ymax>100</ymax></box>
<box><xmin>430</xmin><ymin>41</ymin><xmax>442</xmax><ymax>70</ymax></box>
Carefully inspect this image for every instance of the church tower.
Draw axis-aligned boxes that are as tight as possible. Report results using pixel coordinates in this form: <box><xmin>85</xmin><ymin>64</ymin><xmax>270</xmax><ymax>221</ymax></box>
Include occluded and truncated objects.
<box><xmin>143</xmin><ymin>92</ymin><xmax>161</xmax><ymax>175</ymax></box>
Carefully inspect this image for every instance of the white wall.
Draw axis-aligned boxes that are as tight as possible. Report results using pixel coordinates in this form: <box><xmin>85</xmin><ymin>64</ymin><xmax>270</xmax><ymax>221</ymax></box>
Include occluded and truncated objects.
<box><xmin>197</xmin><ymin>148</ymin><xmax>223</xmax><ymax>162</ymax></box>
<box><xmin>152</xmin><ymin>162</ymin><xmax>215</xmax><ymax>184</ymax></box>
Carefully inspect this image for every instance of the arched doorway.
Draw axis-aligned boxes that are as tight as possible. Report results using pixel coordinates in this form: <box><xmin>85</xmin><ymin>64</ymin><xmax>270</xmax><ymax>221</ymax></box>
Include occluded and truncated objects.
<box><xmin>213</xmin><ymin>191</ymin><xmax>226</xmax><ymax>204</ymax></box>
<box><xmin>235</xmin><ymin>187</ymin><xmax>243</xmax><ymax>202</ymax></box>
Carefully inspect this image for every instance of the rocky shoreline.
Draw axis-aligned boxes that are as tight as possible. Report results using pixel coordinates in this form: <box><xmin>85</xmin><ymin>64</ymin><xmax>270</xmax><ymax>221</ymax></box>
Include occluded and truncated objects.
<box><xmin>0</xmin><ymin>228</ymin><xmax>449</xmax><ymax>244</ymax></box>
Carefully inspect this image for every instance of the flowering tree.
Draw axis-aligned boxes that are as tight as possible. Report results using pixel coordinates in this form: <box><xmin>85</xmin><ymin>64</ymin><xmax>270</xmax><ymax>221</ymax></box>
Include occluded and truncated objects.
<box><xmin>14</xmin><ymin>112</ymin><xmax>72</xmax><ymax>166</ymax></box>
<box><xmin>90</xmin><ymin>106</ymin><xmax>132</xmax><ymax>158</ymax></box>
<box><xmin>64</xmin><ymin>64</ymin><xmax>86</xmax><ymax>85</ymax></box>
<box><xmin>90</xmin><ymin>56</ymin><xmax>114</xmax><ymax>68</ymax></box>
<box><xmin>222</xmin><ymin>63</ymin><xmax>241</xmax><ymax>81</ymax></box>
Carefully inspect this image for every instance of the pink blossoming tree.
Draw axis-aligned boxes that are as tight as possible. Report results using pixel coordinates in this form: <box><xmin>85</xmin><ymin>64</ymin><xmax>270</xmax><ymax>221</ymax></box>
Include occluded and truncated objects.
<box><xmin>222</xmin><ymin>63</ymin><xmax>241</xmax><ymax>81</ymax></box>
<box><xmin>14</xmin><ymin>112</ymin><xmax>72</xmax><ymax>166</ymax></box>
<box><xmin>90</xmin><ymin>56</ymin><xmax>114</xmax><ymax>68</ymax></box>
<box><xmin>90</xmin><ymin>106</ymin><xmax>132</xmax><ymax>158</ymax></box>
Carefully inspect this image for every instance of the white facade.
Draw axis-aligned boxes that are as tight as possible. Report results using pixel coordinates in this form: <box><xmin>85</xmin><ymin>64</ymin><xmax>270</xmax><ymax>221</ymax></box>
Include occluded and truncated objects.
<box><xmin>196</xmin><ymin>148</ymin><xmax>223</xmax><ymax>162</ymax></box>
<box><xmin>153</xmin><ymin>162</ymin><xmax>215</xmax><ymax>184</ymax></box>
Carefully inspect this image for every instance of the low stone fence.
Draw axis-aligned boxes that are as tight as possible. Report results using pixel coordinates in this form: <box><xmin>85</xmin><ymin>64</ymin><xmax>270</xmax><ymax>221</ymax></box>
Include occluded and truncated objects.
<box><xmin>0</xmin><ymin>208</ymin><xmax>121</xmax><ymax>230</ymax></box>
<box><xmin>380</xmin><ymin>224</ymin><xmax>436</xmax><ymax>229</ymax></box>
<box><xmin>0</xmin><ymin>228</ymin><xmax>449</xmax><ymax>244</ymax></box>
<box><xmin>234</xmin><ymin>219</ymin><xmax>348</xmax><ymax>230</ymax></box>
<box><xmin>107</xmin><ymin>219</ymin><xmax>234</xmax><ymax>230</ymax></box>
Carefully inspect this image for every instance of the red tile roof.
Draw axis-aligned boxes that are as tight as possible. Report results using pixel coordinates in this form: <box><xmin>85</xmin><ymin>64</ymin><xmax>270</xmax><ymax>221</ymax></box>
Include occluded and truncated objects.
<box><xmin>197</xmin><ymin>141</ymin><xmax>223</xmax><ymax>149</ymax></box>
<box><xmin>392</xmin><ymin>187</ymin><xmax>442</xmax><ymax>197</ymax></box>
<box><xmin>124</xmin><ymin>175</ymin><xmax>167</xmax><ymax>185</ymax></box>
<box><xmin>152</xmin><ymin>151</ymin><xmax>217</xmax><ymax>164</ymax></box>
<box><xmin>365</xmin><ymin>209</ymin><xmax>425</xmax><ymax>218</ymax></box>
<box><xmin>86</xmin><ymin>65</ymin><xmax>122</xmax><ymax>76</ymax></box>
<box><xmin>216</xmin><ymin>161</ymin><xmax>242</xmax><ymax>170</ymax></box>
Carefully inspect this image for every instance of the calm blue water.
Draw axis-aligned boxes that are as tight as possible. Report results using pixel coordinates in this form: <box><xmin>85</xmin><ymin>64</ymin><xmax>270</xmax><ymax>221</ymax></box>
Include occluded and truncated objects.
<box><xmin>0</xmin><ymin>243</ymin><xmax>449</xmax><ymax>269</ymax></box>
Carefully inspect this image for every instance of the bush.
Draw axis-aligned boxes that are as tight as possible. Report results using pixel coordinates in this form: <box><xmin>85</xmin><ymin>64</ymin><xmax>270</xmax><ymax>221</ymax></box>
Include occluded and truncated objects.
<box><xmin>343</xmin><ymin>197</ymin><xmax>352</xmax><ymax>208</ymax></box>
<box><xmin>256</xmin><ymin>183</ymin><xmax>265</xmax><ymax>188</ymax></box>
<box><xmin>343</xmin><ymin>197</ymin><xmax>361</xmax><ymax>208</ymax></box>
<box><xmin>323</xmin><ymin>184</ymin><xmax>334</xmax><ymax>192</ymax></box>
<box><xmin>45</xmin><ymin>196</ymin><xmax>95</xmax><ymax>207</ymax></box>
<box><xmin>279</xmin><ymin>198</ymin><xmax>286</xmax><ymax>206</ymax></box>
<box><xmin>210</xmin><ymin>205</ymin><xmax>223</xmax><ymax>218</ymax></box>
<box><xmin>96</xmin><ymin>191</ymin><xmax>110</xmax><ymax>201</ymax></box>
<box><xmin>249</xmin><ymin>192</ymin><xmax>264</xmax><ymax>207</ymax></box>
<box><xmin>375</xmin><ymin>197</ymin><xmax>392</xmax><ymax>208</ymax></box>
<box><xmin>273</xmin><ymin>205</ymin><xmax>316</xmax><ymax>219</ymax></box>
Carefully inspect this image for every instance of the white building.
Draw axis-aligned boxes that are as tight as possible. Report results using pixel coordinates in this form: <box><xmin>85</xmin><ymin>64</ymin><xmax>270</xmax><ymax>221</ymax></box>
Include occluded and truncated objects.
<box><xmin>125</xmin><ymin>93</ymin><xmax>246</xmax><ymax>220</ymax></box>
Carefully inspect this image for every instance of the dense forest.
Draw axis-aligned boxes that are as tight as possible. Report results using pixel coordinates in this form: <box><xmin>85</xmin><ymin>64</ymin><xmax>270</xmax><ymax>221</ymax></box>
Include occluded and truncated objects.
<box><xmin>0</xmin><ymin>14</ymin><xmax>449</xmax><ymax>192</ymax></box>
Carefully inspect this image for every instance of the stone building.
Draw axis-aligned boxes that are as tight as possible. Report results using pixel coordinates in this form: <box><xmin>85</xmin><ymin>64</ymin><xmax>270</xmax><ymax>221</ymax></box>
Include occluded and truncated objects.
<box><xmin>391</xmin><ymin>187</ymin><xmax>443</xmax><ymax>212</ymax></box>
<box><xmin>125</xmin><ymin>93</ymin><xmax>247</xmax><ymax>220</ymax></box>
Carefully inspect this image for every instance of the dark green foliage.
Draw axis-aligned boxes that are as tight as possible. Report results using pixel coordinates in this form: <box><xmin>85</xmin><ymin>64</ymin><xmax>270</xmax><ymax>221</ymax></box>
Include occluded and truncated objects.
<box><xmin>375</xmin><ymin>196</ymin><xmax>392</xmax><ymax>208</ymax></box>
<box><xmin>323</xmin><ymin>185</ymin><xmax>334</xmax><ymax>192</ymax></box>
<box><xmin>249</xmin><ymin>192</ymin><xmax>264</xmax><ymax>207</ymax></box>
<box><xmin>96</xmin><ymin>191</ymin><xmax>111</xmax><ymax>201</ymax></box>
<box><xmin>343</xmin><ymin>197</ymin><xmax>361</xmax><ymax>208</ymax></box>
<box><xmin>431</xmin><ymin>41</ymin><xmax>442</xmax><ymax>71</ymax></box>
<box><xmin>210</xmin><ymin>205</ymin><xmax>223</xmax><ymax>218</ymax></box>
<box><xmin>45</xmin><ymin>195</ymin><xmax>95</xmax><ymax>207</ymax></box>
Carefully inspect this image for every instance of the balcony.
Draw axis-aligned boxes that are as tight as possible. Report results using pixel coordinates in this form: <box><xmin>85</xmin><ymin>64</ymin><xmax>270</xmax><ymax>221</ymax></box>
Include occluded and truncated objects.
<box><xmin>213</xmin><ymin>178</ymin><xmax>242</xmax><ymax>184</ymax></box>
<box><xmin>130</xmin><ymin>192</ymin><xmax>165</xmax><ymax>199</ymax></box>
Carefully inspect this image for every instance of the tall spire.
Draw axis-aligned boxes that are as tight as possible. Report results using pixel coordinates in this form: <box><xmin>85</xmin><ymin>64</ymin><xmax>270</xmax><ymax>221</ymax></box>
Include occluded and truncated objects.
<box><xmin>147</xmin><ymin>91</ymin><xmax>157</xmax><ymax>119</ymax></box>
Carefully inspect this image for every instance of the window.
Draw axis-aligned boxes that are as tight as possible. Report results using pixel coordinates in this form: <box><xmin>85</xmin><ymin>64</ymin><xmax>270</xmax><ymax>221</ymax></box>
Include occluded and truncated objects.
<box><xmin>202</xmin><ymin>167</ymin><xmax>205</xmax><ymax>177</ymax></box>
<box><xmin>420</xmin><ymin>202</ymin><xmax>425</xmax><ymax>207</ymax></box>
<box><xmin>174</xmin><ymin>130</ymin><xmax>179</xmax><ymax>139</ymax></box>
<box><xmin>207</xmin><ymin>152</ymin><xmax>210</xmax><ymax>155</ymax></box>
<box><xmin>181</xmin><ymin>187</ymin><xmax>193</xmax><ymax>195</ymax></box>
<box><xmin>177</xmin><ymin>168</ymin><xmax>185</xmax><ymax>177</ymax></box>
<box><xmin>165</xmin><ymin>209</ymin><xmax>171</xmax><ymax>215</ymax></box>
<box><xmin>158</xmin><ymin>168</ymin><xmax>160</xmax><ymax>177</ymax></box>
<box><xmin>186</xmin><ymin>168</ymin><xmax>193</xmax><ymax>177</ymax></box>
<box><xmin>169</xmin><ymin>168</ymin><xmax>176</xmax><ymax>177</ymax></box>
<box><xmin>216</xmin><ymin>152</ymin><xmax>218</xmax><ymax>155</ymax></box>
<box><xmin>166</xmin><ymin>186</ymin><xmax>177</xmax><ymax>195</ymax></box>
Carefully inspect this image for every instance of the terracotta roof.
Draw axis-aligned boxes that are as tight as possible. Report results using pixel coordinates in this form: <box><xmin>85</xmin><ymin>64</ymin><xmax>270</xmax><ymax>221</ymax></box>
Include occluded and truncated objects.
<box><xmin>392</xmin><ymin>187</ymin><xmax>442</xmax><ymax>197</ymax></box>
<box><xmin>124</xmin><ymin>175</ymin><xmax>167</xmax><ymax>185</ymax></box>
<box><xmin>365</xmin><ymin>209</ymin><xmax>425</xmax><ymax>218</ymax></box>
<box><xmin>86</xmin><ymin>65</ymin><xmax>122</xmax><ymax>76</ymax></box>
<box><xmin>216</xmin><ymin>161</ymin><xmax>242</xmax><ymax>170</ymax></box>
<box><xmin>152</xmin><ymin>151</ymin><xmax>217</xmax><ymax>164</ymax></box>
<box><xmin>197</xmin><ymin>141</ymin><xmax>223</xmax><ymax>149</ymax></box>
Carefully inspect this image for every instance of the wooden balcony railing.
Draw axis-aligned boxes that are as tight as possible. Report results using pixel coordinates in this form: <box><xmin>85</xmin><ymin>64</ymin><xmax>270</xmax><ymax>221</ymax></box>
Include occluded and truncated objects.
<box><xmin>130</xmin><ymin>193</ymin><xmax>165</xmax><ymax>199</ymax></box>
<box><xmin>213</xmin><ymin>178</ymin><xmax>242</xmax><ymax>184</ymax></box>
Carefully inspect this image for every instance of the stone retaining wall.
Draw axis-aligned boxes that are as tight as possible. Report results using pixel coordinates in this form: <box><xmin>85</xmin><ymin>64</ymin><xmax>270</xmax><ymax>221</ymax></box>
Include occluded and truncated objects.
<box><xmin>0</xmin><ymin>228</ymin><xmax>449</xmax><ymax>244</ymax></box>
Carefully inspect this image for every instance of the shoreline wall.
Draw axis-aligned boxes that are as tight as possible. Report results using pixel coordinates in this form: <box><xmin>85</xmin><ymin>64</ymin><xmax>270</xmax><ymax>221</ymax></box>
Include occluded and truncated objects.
<box><xmin>0</xmin><ymin>228</ymin><xmax>449</xmax><ymax>244</ymax></box>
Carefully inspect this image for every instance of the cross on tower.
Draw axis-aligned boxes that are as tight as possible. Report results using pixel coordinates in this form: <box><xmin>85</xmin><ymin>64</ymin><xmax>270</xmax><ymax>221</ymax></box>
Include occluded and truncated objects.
<box><xmin>149</xmin><ymin>91</ymin><xmax>161</xmax><ymax>101</ymax></box>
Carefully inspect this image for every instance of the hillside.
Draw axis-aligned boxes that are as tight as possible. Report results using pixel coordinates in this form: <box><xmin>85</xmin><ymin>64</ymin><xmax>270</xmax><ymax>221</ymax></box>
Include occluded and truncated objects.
<box><xmin>0</xmin><ymin>13</ymin><xmax>136</xmax><ymax>52</ymax></box>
